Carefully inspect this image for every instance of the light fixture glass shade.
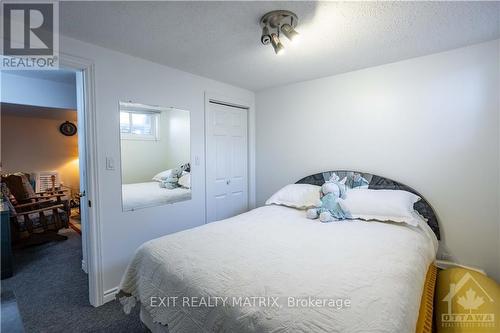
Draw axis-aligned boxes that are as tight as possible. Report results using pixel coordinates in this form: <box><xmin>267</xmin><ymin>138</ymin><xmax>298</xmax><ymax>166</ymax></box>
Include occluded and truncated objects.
<box><xmin>281</xmin><ymin>24</ymin><xmax>299</xmax><ymax>42</ymax></box>
<box><xmin>270</xmin><ymin>33</ymin><xmax>285</xmax><ymax>55</ymax></box>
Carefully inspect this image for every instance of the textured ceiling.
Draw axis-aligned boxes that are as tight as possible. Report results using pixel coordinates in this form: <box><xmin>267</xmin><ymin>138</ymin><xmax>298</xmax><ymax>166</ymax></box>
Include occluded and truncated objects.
<box><xmin>61</xmin><ymin>1</ymin><xmax>500</xmax><ymax>91</ymax></box>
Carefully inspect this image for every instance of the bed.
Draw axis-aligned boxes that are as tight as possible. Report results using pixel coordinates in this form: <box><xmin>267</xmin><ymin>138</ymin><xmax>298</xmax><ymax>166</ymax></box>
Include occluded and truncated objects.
<box><xmin>122</xmin><ymin>182</ymin><xmax>191</xmax><ymax>211</ymax></box>
<box><xmin>119</xmin><ymin>171</ymin><xmax>440</xmax><ymax>333</ymax></box>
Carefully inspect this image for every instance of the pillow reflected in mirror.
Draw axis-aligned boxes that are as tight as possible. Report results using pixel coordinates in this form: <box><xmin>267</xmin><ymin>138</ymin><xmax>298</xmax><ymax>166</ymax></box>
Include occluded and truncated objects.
<box><xmin>178</xmin><ymin>173</ymin><xmax>191</xmax><ymax>189</ymax></box>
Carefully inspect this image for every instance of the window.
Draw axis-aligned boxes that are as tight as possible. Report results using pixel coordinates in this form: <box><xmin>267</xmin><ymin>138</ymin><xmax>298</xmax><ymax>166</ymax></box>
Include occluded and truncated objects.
<box><xmin>120</xmin><ymin>111</ymin><xmax>159</xmax><ymax>140</ymax></box>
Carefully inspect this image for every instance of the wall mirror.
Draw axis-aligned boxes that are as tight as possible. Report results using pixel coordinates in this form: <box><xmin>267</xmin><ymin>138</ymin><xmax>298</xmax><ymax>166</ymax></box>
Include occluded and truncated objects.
<box><xmin>119</xmin><ymin>101</ymin><xmax>191</xmax><ymax>211</ymax></box>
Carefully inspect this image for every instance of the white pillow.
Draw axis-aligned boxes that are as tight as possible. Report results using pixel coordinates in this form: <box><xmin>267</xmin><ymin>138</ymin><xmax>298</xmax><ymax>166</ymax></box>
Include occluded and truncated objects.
<box><xmin>339</xmin><ymin>189</ymin><xmax>421</xmax><ymax>226</ymax></box>
<box><xmin>265</xmin><ymin>184</ymin><xmax>321</xmax><ymax>210</ymax></box>
<box><xmin>152</xmin><ymin>169</ymin><xmax>172</xmax><ymax>182</ymax></box>
<box><xmin>178</xmin><ymin>173</ymin><xmax>191</xmax><ymax>189</ymax></box>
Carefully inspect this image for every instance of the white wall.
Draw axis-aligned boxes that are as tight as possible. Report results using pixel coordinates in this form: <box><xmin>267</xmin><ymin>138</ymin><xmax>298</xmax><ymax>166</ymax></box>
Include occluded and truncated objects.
<box><xmin>1</xmin><ymin>73</ymin><xmax>77</xmax><ymax>109</ymax></box>
<box><xmin>120</xmin><ymin>109</ymin><xmax>190</xmax><ymax>184</ymax></box>
<box><xmin>256</xmin><ymin>40</ymin><xmax>500</xmax><ymax>281</ymax></box>
<box><xmin>60</xmin><ymin>36</ymin><xmax>255</xmax><ymax>297</ymax></box>
<box><xmin>165</xmin><ymin>109</ymin><xmax>191</xmax><ymax>171</ymax></box>
<box><xmin>498</xmin><ymin>45</ymin><xmax>500</xmax><ymax>283</ymax></box>
<box><xmin>1</xmin><ymin>112</ymin><xmax>80</xmax><ymax>194</ymax></box>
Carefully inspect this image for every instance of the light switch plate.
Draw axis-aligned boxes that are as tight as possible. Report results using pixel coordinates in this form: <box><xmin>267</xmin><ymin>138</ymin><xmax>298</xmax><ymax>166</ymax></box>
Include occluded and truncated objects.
<box><xmin>105</xmin><ymin>157</ymin><xmax>115</xmax><ymax>170</ymax></box>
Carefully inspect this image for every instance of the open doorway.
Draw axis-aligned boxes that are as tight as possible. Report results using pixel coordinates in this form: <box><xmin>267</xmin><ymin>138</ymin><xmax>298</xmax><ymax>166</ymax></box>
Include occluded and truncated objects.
<box><xmin>1</xmin><ymin>68</ymin><xmax>92</xmax><ymax>324</ymax></box>
<box><xmin>1</xmin><ymin>69</ymin><xmax>87</xmax><ymax>244</ymax></box>
<box><xmin>1</xmin><ymin>99</ymin><xmax>82</xmax><ymax>237</ymax></box>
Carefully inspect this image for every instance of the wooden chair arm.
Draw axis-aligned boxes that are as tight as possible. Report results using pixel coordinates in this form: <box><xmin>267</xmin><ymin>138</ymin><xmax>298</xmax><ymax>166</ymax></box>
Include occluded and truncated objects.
<box><xmin>29</xmin><ymin>194</ymin><xmax>67</xmax><ymax>200</ymax></box>
<box><xmin>37</xmin><ymin>189</ymin><xmax>69</xmax><ymax>195</ymax></box>
<box><xmin>14</xmin><ymin>200</ymin><xmax>55</xmax><ymax>209</ymax></box>
<box><xmin>14</xmin><ymin>204</ymin><xmax>64</xmax><ymax>216</ymax></box>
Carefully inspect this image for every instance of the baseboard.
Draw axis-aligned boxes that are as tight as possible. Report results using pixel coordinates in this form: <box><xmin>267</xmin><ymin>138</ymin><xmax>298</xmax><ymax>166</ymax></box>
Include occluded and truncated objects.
<box><xmin>103</xmin><ymin>286</ymin><xmax>120</xmax><ymax>304</ymax></box>
<box><xmin>81</xmin><ymin>259</ymin><xmax>88</xmax><ymax>274</ymax></box>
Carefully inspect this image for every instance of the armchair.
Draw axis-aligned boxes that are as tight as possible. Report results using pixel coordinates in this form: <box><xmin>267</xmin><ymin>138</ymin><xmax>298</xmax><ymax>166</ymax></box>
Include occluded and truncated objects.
<box><xmin>1</xmin><ymin>181</ymin><xmax>68</xmax><ymax>246</ymax></box>
<box><xmin>1</xmin><ymin>173</ymin><xmax>70</xmax><ymax>227</ymax></box>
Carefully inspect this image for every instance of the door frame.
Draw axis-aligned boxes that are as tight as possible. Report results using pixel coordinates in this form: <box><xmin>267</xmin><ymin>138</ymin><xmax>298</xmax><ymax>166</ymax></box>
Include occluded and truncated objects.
<box><xmin>204</xmin><ymin>92</ymin><xmax>255</xmax><ymax>223</ymax></box>
<box><xmin>60</xmin><ymin>53</ymin><xmax>103</xmax><ymax>307</ymax></box>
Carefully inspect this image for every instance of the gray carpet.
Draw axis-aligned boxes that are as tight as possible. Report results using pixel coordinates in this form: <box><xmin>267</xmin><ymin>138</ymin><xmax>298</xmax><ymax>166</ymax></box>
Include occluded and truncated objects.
<box><xmin>2</xmin><ymin>229</ymin><xmax>147</xmax><ymax>333</ymax></box>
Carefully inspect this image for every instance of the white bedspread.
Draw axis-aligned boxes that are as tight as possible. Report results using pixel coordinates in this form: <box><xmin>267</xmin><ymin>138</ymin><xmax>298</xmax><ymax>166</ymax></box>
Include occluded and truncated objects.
<box><xmin>119</xmin><ymin>205</ymin><xmax>437</xmax><ymax>333</ymax></box>
<box><xmin>122</xmin><ymin>182</ymin><xmax>191</xmax><ymax>211</ymax></box>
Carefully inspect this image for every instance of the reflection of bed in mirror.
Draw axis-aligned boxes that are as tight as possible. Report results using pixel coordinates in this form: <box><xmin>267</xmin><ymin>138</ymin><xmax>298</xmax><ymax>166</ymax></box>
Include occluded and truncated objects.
<box><xmin>121</xmin><ymin>181</ymin><xmax>191</xmax><ymax>211</ymax></box>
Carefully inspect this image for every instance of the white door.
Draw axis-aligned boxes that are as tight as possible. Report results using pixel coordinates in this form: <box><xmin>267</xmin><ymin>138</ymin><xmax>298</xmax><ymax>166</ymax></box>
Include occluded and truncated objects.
<box><xmin>206</xmin><ymin>101</ymin><xmax>248</xmax><ymax>222</ymax></box>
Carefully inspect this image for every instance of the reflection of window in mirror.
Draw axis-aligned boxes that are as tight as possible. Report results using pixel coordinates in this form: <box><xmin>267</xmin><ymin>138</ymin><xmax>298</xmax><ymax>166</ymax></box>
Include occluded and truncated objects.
<box><xmin>119</xmin><ymin>102</ymin><xmax>191</xmax><ymax>211</ymax></box>
<box><xmin>120</xmin><ymin>110</ymin><xmax>159</xmax><ymax>140</ymax></box>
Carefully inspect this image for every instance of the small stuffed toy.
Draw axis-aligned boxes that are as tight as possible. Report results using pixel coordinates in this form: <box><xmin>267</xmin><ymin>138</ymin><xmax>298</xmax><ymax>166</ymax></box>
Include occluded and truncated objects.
<box><xmin>306</xmin><ymin>173</ymin><xmax>350</xmax><ymax>222</ymax></box>
<box><xmin>159</xmin><ymin>163</ymin><xmax>190</xmax><ymax>189</ymax></box>
<box><xmin>346</xmin><ymin>172</ymin><xmax>369</xmax><ymax>189</ymax></box>
<box><xmin>159</xmin><ymin>167</ymin><xmax>184</xmax><ymax>189</ymax></box>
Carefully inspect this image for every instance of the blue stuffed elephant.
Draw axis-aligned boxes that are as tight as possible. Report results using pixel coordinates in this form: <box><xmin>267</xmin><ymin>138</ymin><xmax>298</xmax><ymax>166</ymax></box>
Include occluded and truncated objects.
<box><xmin>306</xmin><ymin>173</ymin><xmax>350</xmax><ymax>222</ymax></box>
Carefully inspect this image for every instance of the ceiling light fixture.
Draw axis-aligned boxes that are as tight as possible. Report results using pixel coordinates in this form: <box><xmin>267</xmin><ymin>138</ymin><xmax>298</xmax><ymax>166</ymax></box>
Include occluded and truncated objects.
<box><xmin>260</xmin><ymin>10</ymin><xmax>299</xmax><ymax>55</ymax></box>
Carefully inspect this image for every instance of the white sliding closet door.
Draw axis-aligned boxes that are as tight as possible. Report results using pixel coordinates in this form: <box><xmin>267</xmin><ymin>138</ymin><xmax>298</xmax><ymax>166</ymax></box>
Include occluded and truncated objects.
<box><xmin>206</xmin><ymin>101</ymin><xmax>248</xmax><ymax>222</ymax></box>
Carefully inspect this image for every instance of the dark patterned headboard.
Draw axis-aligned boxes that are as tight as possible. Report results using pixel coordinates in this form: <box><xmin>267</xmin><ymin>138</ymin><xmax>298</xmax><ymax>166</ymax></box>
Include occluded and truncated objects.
<box><xmin>296</xmin><ymin>171</ymin><xmax>440</xmax><ymax>240</ymax></box>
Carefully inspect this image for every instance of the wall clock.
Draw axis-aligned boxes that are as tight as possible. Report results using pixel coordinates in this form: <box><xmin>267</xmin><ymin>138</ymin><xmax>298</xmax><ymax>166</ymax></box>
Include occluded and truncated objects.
<box><xmin>59</xmin><ymin>121</ymin><xmax>77</xmax><ymax>136</ymax></box>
